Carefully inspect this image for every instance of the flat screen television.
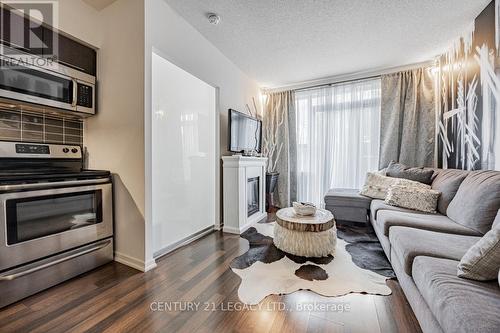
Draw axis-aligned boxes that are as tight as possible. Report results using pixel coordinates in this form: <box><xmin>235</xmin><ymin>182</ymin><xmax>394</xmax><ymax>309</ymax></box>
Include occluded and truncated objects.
<box><xmin>228</xmin><ymin>109</ymin><xmax>262</xmax><ymax>153</ymax></box>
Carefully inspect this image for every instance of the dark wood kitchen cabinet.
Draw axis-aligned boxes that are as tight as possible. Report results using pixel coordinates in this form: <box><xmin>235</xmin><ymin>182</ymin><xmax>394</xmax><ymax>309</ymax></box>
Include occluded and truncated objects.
<box><xmin>52</xmin><ymin>32</ymin><xmax>97</xmax><ymax>75</ymax></box>
<box><xmin>0</xmin><ymin>3</ymin><xmax>97</xmax><ymax>76</ymax></box>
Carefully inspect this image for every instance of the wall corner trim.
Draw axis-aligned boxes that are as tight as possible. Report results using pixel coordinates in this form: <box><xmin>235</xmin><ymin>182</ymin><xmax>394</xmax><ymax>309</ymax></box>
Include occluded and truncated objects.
<box><xmin>114</xmin><ymin>251</ymin><xmax>156</xmax><ymax>272</ymax></box>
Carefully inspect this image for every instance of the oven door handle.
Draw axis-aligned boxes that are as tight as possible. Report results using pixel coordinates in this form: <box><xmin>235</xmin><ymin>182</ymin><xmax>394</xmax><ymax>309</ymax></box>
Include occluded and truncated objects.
<box><xmin>0</xmin><ymin>240</ymin><xmax>112</xmax><ymax>281</ymax></box>
<box><xmin>0</xmin><ymin>178</ymin><xmax>110</xmax><ymax>191</ymax></box>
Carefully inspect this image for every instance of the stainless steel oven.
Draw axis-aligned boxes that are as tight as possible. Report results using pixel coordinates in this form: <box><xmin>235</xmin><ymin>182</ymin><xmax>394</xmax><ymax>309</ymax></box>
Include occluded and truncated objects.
<box><xmin>0</xmin><ymin>141</ymin><xmax>113</xmax><ymax>308</ymax></box>
<box><xmin>0</xmin><ymin>180</ymin><xmax>112</xmax><ymax>272</ymax></box>
<box><xmin>0</xmin><ymin>45</ymin><xmax>95</xmax><ymax>115</ymax></box>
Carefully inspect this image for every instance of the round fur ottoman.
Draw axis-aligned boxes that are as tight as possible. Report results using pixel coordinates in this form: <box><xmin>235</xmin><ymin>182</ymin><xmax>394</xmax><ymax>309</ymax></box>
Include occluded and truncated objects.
<box><xmin>274</xmin><ymin>208</ymin><xmax>336</xmax><ymax>257</ymax></box>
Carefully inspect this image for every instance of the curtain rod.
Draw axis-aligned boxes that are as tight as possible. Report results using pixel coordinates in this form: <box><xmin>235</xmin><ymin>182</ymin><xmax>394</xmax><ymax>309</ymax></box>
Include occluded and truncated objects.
<box><xmin>294</xmin><ymin>75</ymin><xmax>380</xmax><ymax>93</ymax></box>
<box><xmin>263</xmin><ymin>60</ymin><xmax>435</xmax><ymax>94</ymax></box>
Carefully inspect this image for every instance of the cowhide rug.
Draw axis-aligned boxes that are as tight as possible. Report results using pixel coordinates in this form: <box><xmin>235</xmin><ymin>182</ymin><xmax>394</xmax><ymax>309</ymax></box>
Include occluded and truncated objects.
<box><xmin>230</xmin><ymin>222</ymin><xmax>393</xmax><ymax>305</ymax></box>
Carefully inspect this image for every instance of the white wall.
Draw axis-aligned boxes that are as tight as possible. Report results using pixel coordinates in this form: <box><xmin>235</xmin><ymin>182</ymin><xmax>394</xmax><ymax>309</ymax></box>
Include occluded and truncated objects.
<box><xmin>45</xmin><ymin>0</ymin><xmax>260</xmax><ymax>271</ymax></box>
<box><xmin>55</xmin><ymin>0</ymin><xmax>149</xmax><ymax>271</ymax></box>
<box><xmin>144</xmin><ymin>0</ymin><xmax>261</xmax><ymax>265</ymax></box>
<box><xmin>55</xmin><ymin>0</ymin><xmax>103</xmax><ymax>46</ymax></box>
<box><xmin>151</xmin><ymin>52</ymin><xmax>217</xmax><ymax>254</ymax></box>
<box><xmin>85</xmin><ymin>0</ymin><xmax>148</xmax><ymax>271</ymax></box>
<box><xmin>145</xmin><ymin>0</ymin><xmax>261</xmax><ymax>155</ymax></box>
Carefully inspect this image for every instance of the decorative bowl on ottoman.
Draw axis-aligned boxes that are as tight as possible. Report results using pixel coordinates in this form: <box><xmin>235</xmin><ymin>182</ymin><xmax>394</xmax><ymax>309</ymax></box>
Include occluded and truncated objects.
<box><xmin>292</xmin><ymin>202</ymin><xmax>317</xmax><ymax>216</ymax></box>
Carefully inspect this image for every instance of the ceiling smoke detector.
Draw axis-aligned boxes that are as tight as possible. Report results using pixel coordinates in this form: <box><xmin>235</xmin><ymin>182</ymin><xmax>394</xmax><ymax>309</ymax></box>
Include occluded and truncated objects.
<box><xmin>207</xmin><ymin>13</ymin><xmax>220</xmax><ymax>25</ymax></box>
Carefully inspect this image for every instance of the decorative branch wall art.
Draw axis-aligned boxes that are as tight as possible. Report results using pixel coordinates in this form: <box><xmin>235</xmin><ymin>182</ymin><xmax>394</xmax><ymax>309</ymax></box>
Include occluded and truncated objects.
<box><xmin>436</xmin><ymin>0</ymin><xmax>500</xmax><ymax>170</ymax></box>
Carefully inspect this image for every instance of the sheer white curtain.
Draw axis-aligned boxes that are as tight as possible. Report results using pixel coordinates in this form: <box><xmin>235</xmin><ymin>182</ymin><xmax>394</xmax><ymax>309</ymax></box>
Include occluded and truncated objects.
<box><xmin>295</xmin><ymin>78</ymin><xmax>381</xmax><ymax>206</ymax></box>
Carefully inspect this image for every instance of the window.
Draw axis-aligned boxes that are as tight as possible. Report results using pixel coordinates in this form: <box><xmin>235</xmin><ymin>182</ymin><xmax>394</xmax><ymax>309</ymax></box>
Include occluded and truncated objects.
<box><xmin>295</xmin><ymin>78</ymin><xmax>381</xmax><ymax>206</ymax></box>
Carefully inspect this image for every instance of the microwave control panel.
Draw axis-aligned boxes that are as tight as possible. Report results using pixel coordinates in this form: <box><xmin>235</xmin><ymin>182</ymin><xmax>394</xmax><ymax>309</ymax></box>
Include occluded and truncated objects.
<box><xmin>77</xmin><ymin>83</ymin><xmax>93</xmax><ymax>108</ymax></box>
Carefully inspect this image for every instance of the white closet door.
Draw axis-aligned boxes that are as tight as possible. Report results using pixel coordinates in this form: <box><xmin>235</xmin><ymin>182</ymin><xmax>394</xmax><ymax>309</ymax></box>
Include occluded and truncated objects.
<box><xmin>152</xmin><ymin>52</ymin><xmax>217</xmax><ymax>254</ymax></box>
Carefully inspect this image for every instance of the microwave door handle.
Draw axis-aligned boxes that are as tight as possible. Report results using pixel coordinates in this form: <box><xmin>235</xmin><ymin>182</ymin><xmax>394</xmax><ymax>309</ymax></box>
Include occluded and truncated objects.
<box><xmin>71</xmin><ymin>79</ymin><xmax>78</xmax><ymax>107</ymax></box>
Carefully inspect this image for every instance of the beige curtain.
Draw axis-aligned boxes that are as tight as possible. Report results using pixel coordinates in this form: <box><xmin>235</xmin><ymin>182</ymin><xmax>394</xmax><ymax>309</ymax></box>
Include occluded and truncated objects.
<box><xmin>263</xmin><ymin>90</ymin><xmax>296</xmax><ymax>207</ymax></box>
<box><xmin>379</xmin><ymin>68</ymin><xmax>435</xmax><ymax>168</ymax></box>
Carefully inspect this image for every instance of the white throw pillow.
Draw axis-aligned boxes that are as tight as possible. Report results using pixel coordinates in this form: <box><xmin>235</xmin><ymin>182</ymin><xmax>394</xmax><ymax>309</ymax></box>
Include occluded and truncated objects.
<box><xmin>359</xmin><ymin>172</ymin><xmax>430</xmax><ymax>199</ymax></box>
<box><xmin>385</xmin><ymin>185</ymin><xmax>441</xmax><ymax>213</ymax></box>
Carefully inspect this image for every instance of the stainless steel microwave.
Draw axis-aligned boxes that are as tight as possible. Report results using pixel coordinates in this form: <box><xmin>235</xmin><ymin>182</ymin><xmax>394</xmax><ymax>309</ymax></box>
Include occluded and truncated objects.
<box><xmin>0</xmin><ymin>46</ymin><xmax>95</xmax><ymax>116</ymax></box>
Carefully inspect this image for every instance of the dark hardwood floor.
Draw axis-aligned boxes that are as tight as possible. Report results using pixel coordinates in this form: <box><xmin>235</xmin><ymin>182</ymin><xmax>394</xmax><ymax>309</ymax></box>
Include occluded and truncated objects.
<box><xmin>0</xmin><ymin>231</ymin><xmax>422</xmax><ymax>333</ymax></box>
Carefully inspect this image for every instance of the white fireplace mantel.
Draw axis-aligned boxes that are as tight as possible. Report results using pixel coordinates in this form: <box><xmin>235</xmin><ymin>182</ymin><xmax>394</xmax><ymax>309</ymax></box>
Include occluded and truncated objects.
<box><xmin>222</xmin><ymin>156</ymin><xmax>268</xmax><ymax>234</ymax></box>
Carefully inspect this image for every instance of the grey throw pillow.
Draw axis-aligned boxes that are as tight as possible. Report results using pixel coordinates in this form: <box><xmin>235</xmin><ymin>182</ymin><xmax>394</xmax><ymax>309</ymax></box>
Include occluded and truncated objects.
<box><xmin>493</xmin><ymin>210</ymin><xmax>500</xmax><ymax>229</ymax></box>
<box><xmin>386</xmin><ymin>161</ymin><xmax>435</xmax><ymax>185</ymax></box>
<box><xmin>447</xmin><ymin>171</ymin><xmax>500</xmax><ymax>234</ymax></box>
<box><xmin>457</xmin><ymin>226</ymin><xmax>500</xmax><ymax>281</ymax></box>
<box><xmin>431</xmin><ymin>169</ymin><xmax>469</xmax><ymax>215</ymax></box>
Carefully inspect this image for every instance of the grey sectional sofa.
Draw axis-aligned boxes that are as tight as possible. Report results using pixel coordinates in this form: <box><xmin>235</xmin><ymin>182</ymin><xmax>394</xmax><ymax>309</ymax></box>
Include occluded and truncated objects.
<box><xmin>324</xmin><ymin>169</ymin><xmax>500</xmax><ymax>333</ymax></box>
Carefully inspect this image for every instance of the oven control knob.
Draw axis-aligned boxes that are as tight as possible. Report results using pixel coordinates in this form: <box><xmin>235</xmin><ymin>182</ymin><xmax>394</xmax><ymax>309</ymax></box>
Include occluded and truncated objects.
<box><xmin>63</xmin><ymin>147</ymin><xmax>69</xmax><ymax>153</ymax></box>
<box><xmin>71</xmin><ymin>148</ymin><xmax>78</xmax><ymax>153</ymax></box>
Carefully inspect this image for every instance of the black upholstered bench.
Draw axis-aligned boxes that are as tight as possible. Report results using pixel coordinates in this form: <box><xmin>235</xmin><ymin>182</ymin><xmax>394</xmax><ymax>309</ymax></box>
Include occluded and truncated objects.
<box><xmin>324</xmin><ymin>188</ymin><xmax>372</xmax><ymax>223</ymax></box>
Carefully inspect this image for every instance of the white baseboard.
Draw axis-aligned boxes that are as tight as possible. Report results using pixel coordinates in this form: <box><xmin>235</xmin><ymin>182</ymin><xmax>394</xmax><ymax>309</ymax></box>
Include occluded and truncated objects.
<box><xmin>223</xmin><ymin>217</ymin><xmax>261</xmax><ymax>234</ymax></box>
<box><xmin>114</xmin><ymin>251</ymin><xmax>156</xmax><ymax>272</ymax></box>
<box><xmin>248</xmin><ymin>211</ymin><xmax>267</xmax><ymax>224</ymax></box>
<box><xmin>144</xmin><ymin>258</ymin><xmax>157</xmax><ymax>272</ymax></box>
<box><xmin>153</xmin><ymin>226</ymin><xmax>214</xmax><ymax>259</ymax></box>
<box><xmin>223</xmin><ymin>225</ymin><xmax>242</xmax><ymax>234</ymax></box>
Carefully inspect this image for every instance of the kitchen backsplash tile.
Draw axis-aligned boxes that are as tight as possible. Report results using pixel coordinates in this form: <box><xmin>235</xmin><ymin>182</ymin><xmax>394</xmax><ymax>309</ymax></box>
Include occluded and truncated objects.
<box><xmin>45</xmin><ymin>133</ymin><xmax>64</xmax><ymax>143</ymax></box>
<box><xmin>23</xmin><ymin>131</ymin><xmax>44</xmax><ymax>141</ymax></box>
<box><xmin>0</xmin><ymin>119</ymin><xmax>21</xmax><ymax>130</ymax></box>
<box><xmin>0</xmin><ymin>109</ymin><xmax>83</xmax><ymax>145</ymax></box>
<box><xmin>0</xmin><ymin>112</ymin><xmax>21</xmax><ymax>121</ymax></box>
<box><xmin>22</xmin><ymin>122</ymin><xmax>43</xmax><ymax>132</ymax></box>
<box><xmin>0</xmin><ymin>128</ymin><xmax>21</xmax><ymax>140</ymax></box>
<box><xmin>45</xmin><ymin>118</ymin><xmax>64</xmax><ymax>127</ymax></box>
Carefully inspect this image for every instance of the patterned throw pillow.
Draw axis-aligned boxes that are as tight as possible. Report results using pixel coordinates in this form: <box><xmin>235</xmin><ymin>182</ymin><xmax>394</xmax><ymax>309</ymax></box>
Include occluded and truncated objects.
<box><xmin>457</xmin><ymin>226</ymin><xmax>500</xmax><ymax>281</ymax></box>
<box><xmin>385</xmin><ymin>185</ymin><xmax>441</xmax><ymax>213</ymax></box>
<box><xmin>359</xmin><ymin>172</ymin><xmax>430</xmax><ymax>199</ymax></box>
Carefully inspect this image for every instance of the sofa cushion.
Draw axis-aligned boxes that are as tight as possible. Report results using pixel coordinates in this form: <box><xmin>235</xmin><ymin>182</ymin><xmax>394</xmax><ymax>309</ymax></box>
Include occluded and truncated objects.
<box><xmin>324</xmin><ymin>188</ymin><xmax>372</xmax><ymax>208</ymax></box>
<box><xmin>371</xmin><ymin>217</ymin><xmax>392</xmax><ymax>261</ymax></box>
<box><xmin>386</xmin><ymin>161</ymin><xmax>435</xmax><ymax>185</ymax></box>
<box><xmin>458</xmin><ymin>226</ymin><xmax>500</xmax><ymax>281</ymax></box>
<box><xmin>370</xmin><ymin>199</ymin><xmax>423</xmax><ymax>221</ymax></box>
<box><xmin>377</xmin><ymin>210</ymin><xmax>481</xmax><ymax>237</ymax></box>
<box><xmin>389</xmin><ymin>226</ymin><xmax>480</xmax><ymax>275</ymax></box>
<box><xmin>431</xmin><ymin>169</ymin><xmax>469</xmax><ymax>215</ymax></box>
<box><xmin>413</xmin><ymin>256</ymin><xmax>500</xmax><ymax>333</ymax></box>
<box><xmin>385</xmin><ymin>185</ymin><xmax>441</xmax><ymax>213</ymax></box>
<box><xmin>389</xmin><ymin>249</ymin><xmax>444</xmax><ymax>333</ymax></box>
<box><xmin>447</xmin><ymin>170</ymin><xmax>500</xmax><ymax>234</ymax></box>
<box><xmin>360</xmin><ymin>172</ymin><xmax>430</xmax><ymax>199</ymax></box>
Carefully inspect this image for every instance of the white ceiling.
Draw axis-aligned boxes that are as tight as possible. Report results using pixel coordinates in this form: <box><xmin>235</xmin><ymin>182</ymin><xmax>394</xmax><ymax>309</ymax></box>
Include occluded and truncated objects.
<box><xmin>164</xmin><ymin>0</ymin><xmax>491</xmax><ymax>88</ymax></box>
